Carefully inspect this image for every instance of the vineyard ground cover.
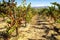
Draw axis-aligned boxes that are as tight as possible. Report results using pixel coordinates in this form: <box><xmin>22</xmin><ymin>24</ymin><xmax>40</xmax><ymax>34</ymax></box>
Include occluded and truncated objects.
<box><xmin>0</xmin><ymin>14</ymin><xmax>60</xmax><ymax>40</ymax></box>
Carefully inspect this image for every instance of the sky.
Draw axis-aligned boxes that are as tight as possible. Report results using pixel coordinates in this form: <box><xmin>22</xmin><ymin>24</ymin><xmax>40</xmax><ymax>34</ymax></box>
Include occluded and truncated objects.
<box><xmin>0</xmin><ymin>0</ymin><xmax>60</xmax><ymax>7</ymax></box>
